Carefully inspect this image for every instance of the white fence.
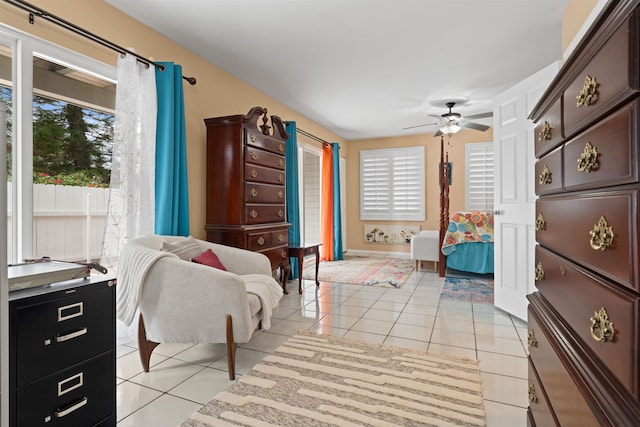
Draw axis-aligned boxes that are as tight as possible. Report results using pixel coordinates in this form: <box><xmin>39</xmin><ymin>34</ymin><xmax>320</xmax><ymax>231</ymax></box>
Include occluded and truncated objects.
<box><xmin>8</xmin><ymin>183</ymin><xmax>110</xmax><ymax>263</ymax></box>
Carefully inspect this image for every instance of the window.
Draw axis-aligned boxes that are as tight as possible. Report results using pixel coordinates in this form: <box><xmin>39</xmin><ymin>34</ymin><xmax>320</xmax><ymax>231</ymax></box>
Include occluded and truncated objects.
<box><xmin>465</xmin><ymin>142</ymin><xmax>494</xmax><ymax>211</ymax></box>
<box><xmin>360</xmin><ymin>146</ymin><xmax>424</xmax><ymax>221</ymax></box>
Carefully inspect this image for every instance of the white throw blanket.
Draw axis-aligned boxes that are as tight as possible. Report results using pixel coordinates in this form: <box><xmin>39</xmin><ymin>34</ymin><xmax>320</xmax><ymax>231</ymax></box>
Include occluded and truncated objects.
<box><xmin>116</xmin><ymin>243</ymin><xmax>177</xmax><ymax>326</ymax></box>
<box><xmin>242</xmin><ymin>274</ymin><xmax>283</xmax><ymax>330</ymax></box>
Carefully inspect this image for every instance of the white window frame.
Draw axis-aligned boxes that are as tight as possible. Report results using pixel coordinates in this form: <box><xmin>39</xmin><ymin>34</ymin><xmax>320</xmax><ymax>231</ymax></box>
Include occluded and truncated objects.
<box><xmin>360</xmin><ymin>146</ymin><xmax>424</xmax><ymax>221</ymax></box>
<box><xmin>465</xmin><ymin>141</ymin><xmax>494</xmax><ymax>211</ymax></box>
<box><xmin>0</xmin><ymin>24</ymin><xmax>116</xmax><ymax>262</ymax></box>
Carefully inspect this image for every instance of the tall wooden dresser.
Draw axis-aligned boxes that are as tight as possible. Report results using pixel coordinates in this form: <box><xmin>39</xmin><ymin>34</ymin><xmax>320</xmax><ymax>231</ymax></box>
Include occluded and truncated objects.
<box><xmin>204</xmin><ymin>106</ymin><xmax>290</xmax><ymax>288</ymax></box>
<box><xmin>528</xmin><ymin>0</ymin><xmax>640</xmax><ymax>425</ymax></box>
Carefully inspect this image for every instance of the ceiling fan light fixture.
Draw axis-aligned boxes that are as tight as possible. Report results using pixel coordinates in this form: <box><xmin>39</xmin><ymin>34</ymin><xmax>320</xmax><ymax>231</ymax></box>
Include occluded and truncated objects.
<box><xmin>440</xmin><ymin>123</ymin><xmax>461</xmax><ymax>135</ymax></box>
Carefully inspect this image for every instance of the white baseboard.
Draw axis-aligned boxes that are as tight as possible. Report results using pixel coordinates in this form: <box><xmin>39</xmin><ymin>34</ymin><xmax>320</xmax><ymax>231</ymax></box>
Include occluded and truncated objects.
<box><xmin>345</xmin><ymin>248</ymin><xmax>411</xmax><ymax>258</ymax></box>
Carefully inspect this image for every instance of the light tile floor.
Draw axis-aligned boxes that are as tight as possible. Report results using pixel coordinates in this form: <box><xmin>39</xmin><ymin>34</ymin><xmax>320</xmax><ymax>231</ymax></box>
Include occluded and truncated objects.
<box><xmin>116</xmin><ymin>268</ymin><xmax>529</xmax><ymax>426</ymax></box>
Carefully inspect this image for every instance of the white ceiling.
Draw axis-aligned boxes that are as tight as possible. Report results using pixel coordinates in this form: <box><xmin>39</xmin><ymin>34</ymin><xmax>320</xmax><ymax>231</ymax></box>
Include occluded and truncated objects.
<box><xmin>106</xmin><ymin>0</ymin><xmax>570</xmax><ymax>140</ymax></box>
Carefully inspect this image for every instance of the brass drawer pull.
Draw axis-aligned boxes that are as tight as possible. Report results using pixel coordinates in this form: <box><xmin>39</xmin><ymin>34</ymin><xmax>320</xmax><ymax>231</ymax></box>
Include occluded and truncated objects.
<box><xmin>277</xmin><ymin>234</ymin><xmax>285</xmax><ymax>242</ymax></box>
<box><xmin>250</xmin><ymin>188</ymin><xmax>258</xmax><ymax>197</ymax></box>
<box><xmin>249</xmin><ymin>210</ymin><xmax>258</xmax><ymax>218</ymax></box>
<box><xmin>278</xmin><ymin>143</ymin><xmax>284</xmax><ymax>152</ymax></box>
<box><xmin>535</xmin><ymin>213</ymin><xmax>546</xmax><ymax>231</ymax></box>
<box><xmin>280</xmin><ymin>250</ymin><xmax>287</xmax><ymax>258</ymax></box>
<box><xmin>250</xmin><ymin>169</ymin><xmax>258</xmax><ymax>178</ymax></box>
<box><xmin>528</xmin><ymin>384</ymin><xmax>538</xmax><ymax>404</ymax></box>
<box><xmin>250</xmin><ymin>151</ymin><xmax>258</xmax><ymax>160</ymax></box>
<box><xmin>538</xmin><ymin>164</ymin><xmax>552</xmax><ymax>185</ymax></box>
<box><xmin>576</xmin><ymin>75</ymin><xmax>598</xmax><ymax>107</ymax></box>
<box><xmin>589</xmin><ymin>216</ymin><xmax>614</xmax><ymax>251</ymax></box>
<box><xmin>527</xmin><ymin>330</ymin><xmax>537</xmax><ymax>348</ymax></box>
<box><xmin>577</xmin><ymin>141</ymin><xmax>599</xmax><ymax>173</ymax></box>
<box><xmin>539</xmin><ymin>121</ymin><xmax>551</xmax><ymax>142</ymax></box>
<box><xmin>278</xmin><ymin>159</ymin><xmax>284</xmax><ymax>167</ymax></box>
<box><xmin>534</xmin><ymin>262</ymin><xmax>545</xmax><ymax>281</ymax></box>
<box><xmin>250</xmin><ymin>134</ymin><xmax>257</xmax><ymax>142</ymax></box>
<box><xmin>590</xmin><ymin>307</ymin><xmax>615</xmax><ymax>343</ymax></box>
<box><xmin>257</xmin><ymin>237</ymin><xmax>265</xmax><ymax>246</ymax></box>
<box><xmin>278</xmin><ymin>210</ymin><xmax>284</xmax><ymax>218</ymax></box>
<box><xmin>278</xmin><ymin>191</ymin><xmax>284</xmax><ymax>199</ymax></box>
<box><xmin>559</xmin><ymin>266</ymin><xmax>566</xmax><ymax>276</ymax></box>
<box><xmin>278</xmin><ymin>174</ymin><xmax>284</xmax><ymax>182</ymax></box>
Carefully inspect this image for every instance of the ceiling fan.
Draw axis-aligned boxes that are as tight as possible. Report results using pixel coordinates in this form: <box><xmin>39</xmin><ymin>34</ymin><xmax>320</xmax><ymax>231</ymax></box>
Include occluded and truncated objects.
<box><xmin>403</xmin><ymin>102</ymin><xmax>492</xmax><ymax>136</ymax></box>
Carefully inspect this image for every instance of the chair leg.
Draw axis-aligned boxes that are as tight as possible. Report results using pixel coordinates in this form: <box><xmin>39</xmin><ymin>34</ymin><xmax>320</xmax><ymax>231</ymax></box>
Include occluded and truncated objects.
<box><xmin>226</xmin><ymin>314</ymin><xmax>237</xmax><ymax>380</ymax></box>
<box><xmin>138</xmin><ymin>314</ymin><xmax>160</xmax><ymax>372</ymax></box>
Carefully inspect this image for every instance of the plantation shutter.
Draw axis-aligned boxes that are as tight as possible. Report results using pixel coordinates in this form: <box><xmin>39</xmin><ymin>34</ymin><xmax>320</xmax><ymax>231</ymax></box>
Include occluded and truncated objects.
<box><xmin>465</xmin><ymin>142</ymin><xmax>494</xmax><ymax>210</ymax></box>
<box><xmin>360</xmin><ymin>146</ymin><xmax>424</xmax><ymax>221</ymax></box>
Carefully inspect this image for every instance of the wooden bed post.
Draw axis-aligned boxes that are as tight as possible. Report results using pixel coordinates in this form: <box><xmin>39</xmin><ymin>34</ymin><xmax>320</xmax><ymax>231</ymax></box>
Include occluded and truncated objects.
<box><xmin>438</xmin><ymin>136</ymin><xmax>449</xmax><ymax>278</ymax></box>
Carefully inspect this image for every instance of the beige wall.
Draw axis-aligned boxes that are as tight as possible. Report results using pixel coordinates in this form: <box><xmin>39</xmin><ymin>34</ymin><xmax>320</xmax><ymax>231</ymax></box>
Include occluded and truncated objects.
<box><xmin>562</xmin><ymin>0</ymin><xmax>599</xmax><ymax>53</ymax></box>
<box><xmin>346</xmin><ymin>130</ymin><xmax>492</xmax><ymax>254</ymax></box>
<box><xmin>0</xmin><ymin>0</ymin><xmax>345</xmax><ymax>241</ymax></box>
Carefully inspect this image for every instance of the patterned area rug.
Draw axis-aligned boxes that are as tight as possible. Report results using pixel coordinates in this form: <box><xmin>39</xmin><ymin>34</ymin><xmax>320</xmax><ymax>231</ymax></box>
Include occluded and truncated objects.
<box><xmin>440</xmin><ymin>277</ymin><xmax>494</xmax><ymax>304</ymax></box>
<box><xmin>182</xmin><ymin>333</ymin><xmax>486</xmax><ymax>426</ymax></box>
<box><xmin>301</xmin><ymin>256</ymin><xmax>413</xmax><ymax>288</ymax></box>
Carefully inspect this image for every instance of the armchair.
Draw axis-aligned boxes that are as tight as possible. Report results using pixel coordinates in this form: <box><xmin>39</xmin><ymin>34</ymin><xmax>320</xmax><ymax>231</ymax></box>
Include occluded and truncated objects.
<box><xmin>117</xmin><ymin>235</ymin><xmax>283</xmax><ymax>380</ymax></box>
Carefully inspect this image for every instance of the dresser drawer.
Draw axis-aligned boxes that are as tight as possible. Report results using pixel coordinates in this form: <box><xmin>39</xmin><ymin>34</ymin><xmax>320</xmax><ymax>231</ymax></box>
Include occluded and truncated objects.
<box><xmin>534</xmin><ymin>98</ymin><xmax>564</xmax><ymax>157</ymax></box>
<box><xmin>528</xmin><ymin>360</ymin><xmax>559</xmax><ymax>427</ymax></box>
<box><xmin>16</xmin><ymin>352</ymin><xmax>114</xmax><ymax>427</ymax></box>
<box><xmin>535</xmin><ymin>246</ymin><xmax>640</xmax><ymax>398</ymax></box>
<box><xmin>245</xmin><ymin>131</ymin><xmax>286</xmax><ymax>155</ymax></box>
<box><xmin>259</xmin><ymin>245</ymin><xmax>289</xmax><ymax>268</ymax></box>
<box><xmin>563</xmin><ymin>13</ymin><xmax>639</xmax><ymax>138</ymax></box>
<box><xmin>245</xmin><ymin>146</ymin><xmax>285</xmax><ymax>170</ymax></box>
<box><xmin>564</xmin><ymin>99</ymin><xmax>639</xmax><ymax>192</ymax></box>
<box><xmin>536</xmin><ymin>189</ymin><xmax>638</xmax><ymax>291</ymax></box>
<box><xmin>245</xmin><ymin>182</ymin><xmax>285</xmax><ymax>204</ymax></box>
<box><xmin>14</xmin><ymin>285</ymin><xmax>114</xmax><ymax>387</ymax></box>
<box><xmin>247</xmin><ymin>230</ymin><xmax>271</xmax><ymax>250</ymax></box>
<box><xmin>527</xmin><ymin>305</ymin><xmax>601</xmax><ymax>427</ymax></box>
<box><xmin>245</xmin><ymin>204</ymin><xmax>286</xmax><ymax>224</ymax></box>
<box><xmin>535</xmin><ymin>146</ymin><xmax>563</xmax><ymax>195</ymax></box>
<box><xmin>245</xmin><ymin>163</ymin><xmax>285</xmax><ymax>185</ymax></box>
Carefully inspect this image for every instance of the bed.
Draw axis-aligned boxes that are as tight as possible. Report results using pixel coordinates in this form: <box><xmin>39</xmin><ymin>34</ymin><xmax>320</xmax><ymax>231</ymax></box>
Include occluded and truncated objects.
<box><xmin>441</xmin><ymin>211</ymin><xmax>494</xmax><ymax>274</ymax></box>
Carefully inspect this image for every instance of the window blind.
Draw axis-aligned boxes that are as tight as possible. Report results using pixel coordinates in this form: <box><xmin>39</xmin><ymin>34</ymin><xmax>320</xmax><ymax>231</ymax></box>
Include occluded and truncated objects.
<box><xmin>465</xmin><ymin>142</ymin><xmax>494</xmax><ymax>211</ymax></box>
<box><xmin>360</xmin><ymin>146</ymin><xmax>424</xmax><ymax>221</ymax></box>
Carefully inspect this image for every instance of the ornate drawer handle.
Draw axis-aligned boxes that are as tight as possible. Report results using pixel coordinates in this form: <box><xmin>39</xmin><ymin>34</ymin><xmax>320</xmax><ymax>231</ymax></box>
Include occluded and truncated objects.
<box><xmin>535</xmin><ymin>213</ymin><xmax>546</xmax><ymax>231</ymax></box>
<box><xmin>528</xmin><ymin>384</ymin><xmax>538</xmax><ymax>404</ymax></box>
<box><xmin>250</xmin><ymin>169</ymin><xmax>258</xmax><ymax>178</ymax></box>
<box><xmin>278</xmin><ymin>159</ymin><xmax>284</xmax><ymax>167</ymax></box>
<box><xmin>250</xmin><ymin>188</ymin><xmax>258</xmax><ymax>197</ymax></box>
<box><xmin>249</xmin><ymin>210</ymin><xmax>258</xmax><ymax>218</ymax></box>
<box><xmin>538</xmin><ymin>164</ymin><xmax>552</xmax><ymax>185</ymax></box>
<box><xmin>278</xmin><ymin>143</ymin><xmax>284</xmax><ymax>152</ymax></box>
<box><xmin>278</xmin><ymin>174</ymin><xmax>284</xmax><ymax>182</ymax></box>
<box><xmin>539</xmin><ymin>121</ymin><xmax>551</xmax><ymax>142</ymax></box>
<box><xmin>559</xmin><ymin>266</ymin><xmax>566</xmax><ymax>276</ymax></box>
<box><xmin>250</xmin><ymin>134</ymin><xmax>257</xmax><ymax>143</ymax></box>
<box><xmin>277</xmin><ymin>234</ymin><xmax>285</xmax><ymax>242</ymax></box>
<box><xmin>280</xmin><ymin>250</ymin><xmax>287</xmax><ymax>258</ymax></box>
<box><xmin>590</xmin><ymin>307</ymin><xmax>615</xmax><ymax>343</ymax></box>
<box><xmin>576</xmin><ymin>75</ymin><xmax>598</xmax><ymax>107</ymax></box>
<box><xmin>589</xmin><ymin>216</ymin><xmax>614</xmax><ymax>251</ymax></box>
<box><xmin>577</xmin><ymin>141</ymin><xmax>599</xmax><ymax>173</ymax></box>
<box><xmin>278</xmin><ymin>191</ymin><xmax>284</xmax><ymax>199</ymax></box>
<box><xmin>534</xmin><ymin>262</ymin><xmax>545</xmax><ymax>281</ymax></box>
<box><xmin>527</xmin><ymin>330</ymin><xmax>537</xmax><ymax>348</ymax></box>
<box><xmin>250</xmin><ymin>151</ymin><xmax>258</xmax><ymax>160</ymax></box>
<box><xmin>257</xmin><ymin>236</ymin><xmax>265</xmax><ymax>246</ymax></box>
<box><xmin>278</xmin><ymin>210</ymin><xmax>284</xmax><ymax>218</ymax></box>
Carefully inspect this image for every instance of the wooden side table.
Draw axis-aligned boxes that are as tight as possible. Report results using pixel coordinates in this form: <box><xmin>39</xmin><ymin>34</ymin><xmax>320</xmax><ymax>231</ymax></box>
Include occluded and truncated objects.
<box><xmin>288</xmin><ymin>243</ymin><xmax>322</xmax><ymax>294</ymax></box>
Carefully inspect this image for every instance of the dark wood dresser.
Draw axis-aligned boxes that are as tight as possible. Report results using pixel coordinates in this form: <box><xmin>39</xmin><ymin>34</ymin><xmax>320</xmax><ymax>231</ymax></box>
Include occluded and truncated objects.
<box><xmin>528</xmin><ymin>0</ymin><xmax>640</xmax><ymax>425</ymax></box>
<box><xmin>9</xmin><ymin>276</ymin><xmax>116</xmax><ymax>426</ymax></box>
<box><xmin>204</xmin><ymin>106</ymin><xmax>291</xmax><ymax>287</ymax></box>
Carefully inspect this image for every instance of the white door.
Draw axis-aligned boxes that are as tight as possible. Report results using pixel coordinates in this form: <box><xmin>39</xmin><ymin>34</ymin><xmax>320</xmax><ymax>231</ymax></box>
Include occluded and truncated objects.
<box><xmin>493</xmin><ymin>61</ymin><xmax>561</xmax><ymax>320</ymax></box>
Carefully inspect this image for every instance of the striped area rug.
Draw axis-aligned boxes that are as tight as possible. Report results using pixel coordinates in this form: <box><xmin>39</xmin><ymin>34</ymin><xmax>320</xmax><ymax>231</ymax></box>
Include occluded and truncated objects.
<box><xmin>182</xmin><ymin>333</ymin><xmax>486</xmax><ymax>426</ymax></box>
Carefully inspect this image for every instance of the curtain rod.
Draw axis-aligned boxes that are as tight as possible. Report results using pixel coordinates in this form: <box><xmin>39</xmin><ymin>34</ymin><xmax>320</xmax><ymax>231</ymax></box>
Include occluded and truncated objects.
<box><xmin>296</xmin><ymin>127</ymin><xmax>331</xmax><ymax>146</ymax></box>
<box><xmin>3</xmin><ymin>0</ymin><xmax>197</xmax><ymax>85</ymax></box>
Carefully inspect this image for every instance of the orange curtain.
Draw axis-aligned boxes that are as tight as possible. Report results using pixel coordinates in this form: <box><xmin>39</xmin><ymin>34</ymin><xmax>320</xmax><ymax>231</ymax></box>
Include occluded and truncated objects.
<box><xmin>320</xmin><ymin>144</ymin><xmax>334</xmax><ymax>261</ymax></box>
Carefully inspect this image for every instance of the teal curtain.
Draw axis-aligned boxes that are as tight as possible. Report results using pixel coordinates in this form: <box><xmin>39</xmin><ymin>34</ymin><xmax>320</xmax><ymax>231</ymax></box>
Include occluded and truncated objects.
<box><xmin>331</xmin><ymin>143</ymin><xmax>344</xmax><ymax>260</ymax></box>
<box><xmin>285</xmin><ymin>122</ymin><xmax>301</xmax><ymax>278</ymax></box>
<box><xmin>155</xmin><ymin>62</ymin><xmax>189</xmax><ymax>236</ymax></box>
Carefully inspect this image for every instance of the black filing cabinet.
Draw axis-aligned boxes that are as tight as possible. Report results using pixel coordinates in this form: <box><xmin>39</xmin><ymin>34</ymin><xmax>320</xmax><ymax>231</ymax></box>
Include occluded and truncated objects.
<box><xmin>9</xmin><ymin>277</ymin><xmax>116</xmax><ymax>426</ymax></box>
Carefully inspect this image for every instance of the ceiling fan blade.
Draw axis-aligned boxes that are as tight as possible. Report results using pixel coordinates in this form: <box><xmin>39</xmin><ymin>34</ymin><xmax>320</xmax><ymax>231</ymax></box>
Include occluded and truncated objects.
<box><xmin>465</xmin><ymin>111</ymin><xmax>493</xmax><ymax>120</ymax></box>
<box><xmin>462</xmin><ymin>121</ymin><xmax>490</xmax><ymax>131</ymax></box>
<box><xmin>402</xmin><ymin>122</ymin><xmax>439</xmax><ymax>130</ymax></box>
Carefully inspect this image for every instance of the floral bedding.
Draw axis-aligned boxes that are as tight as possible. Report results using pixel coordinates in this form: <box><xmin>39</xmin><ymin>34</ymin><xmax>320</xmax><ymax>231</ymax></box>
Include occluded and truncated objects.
<box><xmin>442</xmin><ymin>211</ymin><xmax>494</xmax><ymax>255</ymax></box>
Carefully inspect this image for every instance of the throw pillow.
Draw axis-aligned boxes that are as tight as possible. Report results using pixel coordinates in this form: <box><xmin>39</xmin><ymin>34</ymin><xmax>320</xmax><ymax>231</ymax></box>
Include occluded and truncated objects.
<box><xmin>161</xmin><ymin>236</ymin><xmax>202</xmax><ymax>261</ymax></box>
<box><xmin>192</xmin><ymin>248</ymin><xmax>227</xmax><ymax>271</ymax></box>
